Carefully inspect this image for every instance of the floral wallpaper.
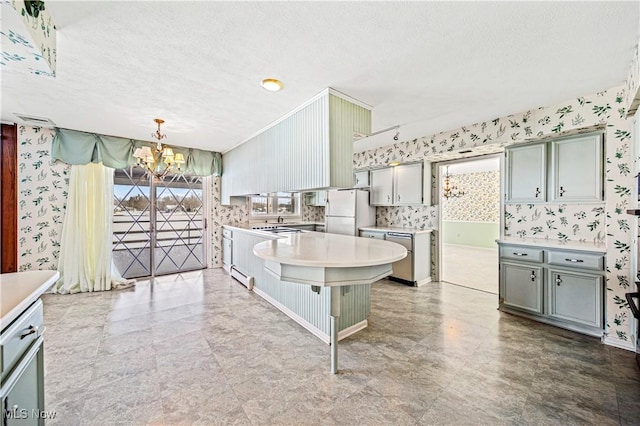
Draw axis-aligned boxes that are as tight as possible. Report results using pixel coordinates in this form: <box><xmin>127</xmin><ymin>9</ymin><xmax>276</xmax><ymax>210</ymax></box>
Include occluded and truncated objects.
<box><xmin>443</xmin><ymin>171</ymin><xmax>500</xmax><ymax>223</ymax></box>
<box><xmin>17</xmin><ymin>126</ymin><xmax>69</xmax><ymax>271</ymax></box>
<box><xmin>625</xmin><ymin>43</ymin><xmax>639</xmax><ymax>117</ymax></box>
<box><xmin>302</xmin><ymin>204</ymin><xmax>324</xmax><ymax>222</ymax></box>
<box><xmin>210</xmin><ymin>177</ymin><xmax>249</xmax><ymax>267</ymax></box>
<box><xmin>2</xmin><ymin>0</ymin><xmax>56</xmax><ymax>76</ymax></box>
<box><xmin>505</xmin><ymin>204</ymin><xmax>606</xmax><ymax>242</ymax></box>
<box><xmin>376</xmin><ymin>205</ymin><xmax>438</xmax><ymax>230</ymax></box>
<box><xmin>355</xmin><ymin>86</ymin><xmax>636</xmax><ymax>349</ymax></box>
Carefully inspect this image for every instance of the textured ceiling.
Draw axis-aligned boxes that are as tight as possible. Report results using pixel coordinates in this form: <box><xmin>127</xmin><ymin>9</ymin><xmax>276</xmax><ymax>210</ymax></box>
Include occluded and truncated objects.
<box><xmin>1</xmin><ymin>1</ymin><xmax>638</xmax><ymax>153</ymax></box>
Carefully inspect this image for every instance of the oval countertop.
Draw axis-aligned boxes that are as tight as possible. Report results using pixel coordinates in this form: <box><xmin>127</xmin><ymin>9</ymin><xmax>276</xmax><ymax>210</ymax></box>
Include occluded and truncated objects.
<box><xmin>1</xmin><ymin>270</ymin><xmax>59</xmax><ymax>329</ymax></box>
<box><xmin>253</xmin><ymin>231</ymin><xmax>407</xmax><ymax>267</ymax></box>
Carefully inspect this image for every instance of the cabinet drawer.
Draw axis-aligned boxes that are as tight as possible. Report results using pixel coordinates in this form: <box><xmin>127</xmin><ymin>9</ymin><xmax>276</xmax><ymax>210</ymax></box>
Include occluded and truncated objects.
<box><xmin>0</xmin><ymin>299</ymin><xmax>44</xmax><ymax>378</ymax></box>
<box><xmin>222</xmin><ymin>228</ymin><xmax>232</xmax><ymax>238</ymax></box>
<box><xmin>547</xmin><ymin>250</ymin><xmax>603</xmax><ymax>271</ymax></box>
<box><xmin>360</xmin><ymin>231</ymin><xmax>385</xmax><ymax>240</ymax></box>
<box><xmin>499</xmin><ymin>246</ymin><xmax>543</xmax><ymax>263</ymax></box>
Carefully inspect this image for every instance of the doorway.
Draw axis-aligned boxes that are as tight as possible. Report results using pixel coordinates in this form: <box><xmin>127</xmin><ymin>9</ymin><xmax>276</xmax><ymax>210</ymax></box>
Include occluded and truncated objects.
<box><xmin>112</xmin><ymin>167</ymin><xmax>207</xmax><ymax>279</ymax></box>
<box><xmin>438</xmin><ymin>155</ymin><xmax>502</xmax><ymax>293</ymax></box>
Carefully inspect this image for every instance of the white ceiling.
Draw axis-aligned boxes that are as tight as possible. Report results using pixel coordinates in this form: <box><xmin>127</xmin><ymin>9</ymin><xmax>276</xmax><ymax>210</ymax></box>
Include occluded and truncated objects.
<box><xmin>2</xmin><ymin>1</ymin><xmax>638</xmax><ymax>153</ymax></box>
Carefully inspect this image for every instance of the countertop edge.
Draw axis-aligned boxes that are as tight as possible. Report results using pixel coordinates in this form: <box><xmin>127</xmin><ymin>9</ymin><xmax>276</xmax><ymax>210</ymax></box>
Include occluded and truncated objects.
<box><xmin>496</xmin><ymin>237</ymin><xmax>606</xmax><ymax>253</ymax></box>
<box><xmin>358</xmin><ymin>226</ymin><xmax>434</xmax><ymax>235</ymax></box>
<box><xmin>1</xmin><ymin>271</ymin><xmax>59</xmax><ymax>329</ymax></box>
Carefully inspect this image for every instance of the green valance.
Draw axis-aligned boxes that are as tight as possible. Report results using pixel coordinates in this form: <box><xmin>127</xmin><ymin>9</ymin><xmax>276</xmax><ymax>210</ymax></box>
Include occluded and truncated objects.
<box><xmin>52</xmin><ymin>128</ymin><xmax>222</xmax><ymax>177</ymax></box>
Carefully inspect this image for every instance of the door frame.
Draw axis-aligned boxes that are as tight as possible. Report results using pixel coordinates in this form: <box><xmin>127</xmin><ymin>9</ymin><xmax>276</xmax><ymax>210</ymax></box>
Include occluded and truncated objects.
<box><xmin>435</xmin><ymin>153</ymin><xmax>505</xmax><ymax>282</ymax></box>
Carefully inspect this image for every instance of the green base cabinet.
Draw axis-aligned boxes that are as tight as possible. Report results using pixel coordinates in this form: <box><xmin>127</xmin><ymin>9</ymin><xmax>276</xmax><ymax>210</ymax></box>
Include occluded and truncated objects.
<box><xmin>500</xmin><ymin>263</ymin><xmax>543</xmax><ymax>315</ymax></box>
<box><xmin>547</xmin><ymin>269</ymin><xmax>603</xmax><ymax>328</ymax></box>
<box><xmin>498</xmin><ymin>241</ymin><xmax>605</xmax><ymax>337</ymax></box>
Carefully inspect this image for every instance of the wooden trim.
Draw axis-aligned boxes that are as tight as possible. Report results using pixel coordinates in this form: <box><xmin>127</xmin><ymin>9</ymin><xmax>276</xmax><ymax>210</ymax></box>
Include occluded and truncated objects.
<box><xmin>1</xmin><ymin>123</ymin><xmax>18</xmax><ymax>272</ymax></box>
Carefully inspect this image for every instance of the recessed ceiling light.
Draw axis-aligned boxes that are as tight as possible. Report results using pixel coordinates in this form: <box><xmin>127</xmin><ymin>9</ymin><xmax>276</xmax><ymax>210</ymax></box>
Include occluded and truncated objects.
<box><xmin>261</xmin><ymin>78</ymin><xmax>283</xmax><ymax>92</ymax></box>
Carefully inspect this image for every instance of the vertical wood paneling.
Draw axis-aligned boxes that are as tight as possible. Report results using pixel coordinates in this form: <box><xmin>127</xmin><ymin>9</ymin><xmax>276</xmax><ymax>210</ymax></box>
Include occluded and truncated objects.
<box><xmin>1</xmin><ymin>124</ymin><xmax>18</xmax><ymax>273</ymax></box>
<box><xmin>329</xmin><ymin>95</ymin><xmax>371</xmax><ymax>188</ymax></box>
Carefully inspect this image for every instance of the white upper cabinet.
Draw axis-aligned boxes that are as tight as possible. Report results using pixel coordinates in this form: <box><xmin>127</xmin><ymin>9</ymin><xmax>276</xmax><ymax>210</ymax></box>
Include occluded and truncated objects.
<box><xmin>550</xmin><ymin>134</ymin><xmax>603</xmax><ymax>202</ymax></box>
<box><xmin>394</xmin><ymin>163</ymin><xmax>423</xmax><ymax>205</ymax></box>
<box><xmin>221</xmin><ymin>89</ymin><xmax>371</xmax><ymax>204</ymax></box>
<box><xmin>370</xmin><ymin>167</ymin><xmax>394</xmax><ymax>206</ymax></box>
<box><xmin>353</xmin><ymin>170</ymin><xmax>369</xmax><ymax>188</ymax></box>
<box><xmin>370</xmin><ymin>163</ymin><xmax>423</xmax><ymax>206</ymax></box>
<box><xmin>506</xmin><ymin>143</ymin><xmax>546</xmax><ymax>203</ymax></box>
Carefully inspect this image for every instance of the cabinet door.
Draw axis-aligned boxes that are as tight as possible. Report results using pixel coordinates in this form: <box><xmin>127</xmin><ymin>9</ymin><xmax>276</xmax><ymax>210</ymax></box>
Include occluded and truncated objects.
<box><xmin>222</xmin><ymin>238</ymin><xmax>232</xmax><ymax>266</ymax></box>
<box><xmin>394</xmin><ymin>163</ymin><xmax>423</xmax><ymax>205</ymax></box>
<box><xmin>354</xmin><ymin>171</ymin><xmax>369</xmax><ymax>188</ymax></box>
<box><xmin>505</xmin><ymin>144</ymin><xmax>546</xmax><ymax>203</ymax></box>
<box><xmin>550</xmin><ymin>134</ymin><xmax>603</xmax><ymax>202</ymax></box>
<box><xmin>548</xmin><ymin>269</ymin><xmax>603</xmax><ymax>328</ymax></box>
<box><xmin>3</xmin><ymin>343</ymin><xmax>44</xmax><ymax>426</ymax></box>
<box><xmin>500</xmin><ymin>263</ymin><xmax>543</xmax><ymax>314</ymax></box>
<box><xmin>370</xmin><ymin>168</ymin><xmax>394</xmax><ymax>206</ymax></box>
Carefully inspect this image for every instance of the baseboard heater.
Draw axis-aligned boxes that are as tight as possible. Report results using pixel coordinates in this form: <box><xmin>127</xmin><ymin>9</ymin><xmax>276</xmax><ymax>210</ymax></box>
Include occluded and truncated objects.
<box><xmin>229</xmin><ymin>265</ymin><xmax>254</xmax><ymax>290</ymax></box>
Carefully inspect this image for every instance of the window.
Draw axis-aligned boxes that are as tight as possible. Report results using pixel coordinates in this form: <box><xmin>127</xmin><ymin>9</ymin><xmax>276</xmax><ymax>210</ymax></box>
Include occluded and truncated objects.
<box><xmin>249</xmin><ymin>192</ymin><xmax>300</xmax><ymax>218</ymax></box>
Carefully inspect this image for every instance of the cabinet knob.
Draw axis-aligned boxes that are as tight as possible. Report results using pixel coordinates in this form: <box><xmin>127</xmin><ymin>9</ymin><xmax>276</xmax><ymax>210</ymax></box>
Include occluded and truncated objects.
<box><xmin>556</xmin><ymin>276</ymin><xmax>562</xmax><ymax>286</ymax></box>
<box><xmin>559</xmin><ymin>186</ymin><xmax>566</xmax><ymax>196</ymax></box>
<box><xmin>530</xmin><ymin>271</ymin><xmax>536</xmax><ymax>281</ymax></box>
<box><xmin>535</xmin><ymin>187</ymin><xmax>540</xmax><ymax>198</ymax></box>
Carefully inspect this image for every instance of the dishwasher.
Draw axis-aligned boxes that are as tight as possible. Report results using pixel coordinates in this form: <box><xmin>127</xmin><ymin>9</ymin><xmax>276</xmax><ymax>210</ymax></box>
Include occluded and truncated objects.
<box><xmin>386</xmin><ymin>232</ymin><xmax>413</xmax><ymax>283</ymax></box>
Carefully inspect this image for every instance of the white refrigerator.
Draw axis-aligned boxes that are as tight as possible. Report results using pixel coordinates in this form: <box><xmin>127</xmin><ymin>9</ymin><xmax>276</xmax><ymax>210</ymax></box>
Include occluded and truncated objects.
<box><xmin>325</xmin><ymin>189</ymin><xmax>376</xmax><ymax>236</ymax></box>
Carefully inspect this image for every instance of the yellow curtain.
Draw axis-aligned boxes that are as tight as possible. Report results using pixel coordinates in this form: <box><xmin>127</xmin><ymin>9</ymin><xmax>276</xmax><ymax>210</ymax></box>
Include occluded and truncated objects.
<box><xmin>53</xmin><ymin>163</ymin><xmax>132</xmax><ymax>294</ymax></box>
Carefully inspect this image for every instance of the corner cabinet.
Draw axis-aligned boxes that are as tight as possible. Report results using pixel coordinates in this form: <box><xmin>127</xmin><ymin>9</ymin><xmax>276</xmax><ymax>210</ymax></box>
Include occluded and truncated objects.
<box><xmin>505</xmin><ymin>143</ymin><xmax>546</xmax><ymax>203</ymax></box>
<box><xmin>505</xmin><ymin>132</ymin><xmax>604</xmax><ymax>204</ymax></box>
<box><xmin>370</xmin><ymin>163</ymin><xmax>423</xmax><ymax>206</ymax></box>
<box><xmin>498</xmin><ymin>242</ymin><xmax>605</xmax><ymax>337</ymax></box>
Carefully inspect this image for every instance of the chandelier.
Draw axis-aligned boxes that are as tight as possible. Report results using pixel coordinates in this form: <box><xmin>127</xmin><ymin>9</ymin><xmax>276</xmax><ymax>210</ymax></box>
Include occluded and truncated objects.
<box><xmin>133</xmin><ymin>119</ymin><xmax>185</xmax><ymax>179</ymax></box>
<box><xmin>442</xmin><ymin>166</ymin><xmax>465</xmax><ymax>199</ymax></box>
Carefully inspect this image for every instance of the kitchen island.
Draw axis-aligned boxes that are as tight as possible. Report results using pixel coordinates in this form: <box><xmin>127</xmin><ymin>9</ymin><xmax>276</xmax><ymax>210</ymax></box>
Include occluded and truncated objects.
<box><xmin>253</xmin><ymin>231</ymin><xmax>406</xmax><ymax>373</ymax></box>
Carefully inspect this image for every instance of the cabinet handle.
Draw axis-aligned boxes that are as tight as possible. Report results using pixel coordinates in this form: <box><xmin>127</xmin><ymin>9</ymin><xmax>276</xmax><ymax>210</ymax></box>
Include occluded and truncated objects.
<box><xmin>535</xmin><ymin>187</ymin><xmax>540</xmax><ymax>198</ymax></box>
<box><xmin>398</xmin><ymin>194</ymin><xmax>401</xmax><ymax>202</ymax></box>
<box><xmin>20</xmin><ymin>325</ymin><xmax>38</xmax><ymax>339</ymax></box>
<box><xmin>556</xmin><ymin>276</ymin><xmax>562</xmax><ymax>286</ymax></box>
<box><xmin>513</xmin><ymin>252</ymin><xmax>528</xmax><ymax>257</ymax></box>
<box><xmin>387</xmin><ymin>195</ymin><xmax>391</xmax><ymax>202</ymax></box>
<box><xmin>559</xmin><ymin>186</ymin><xmax>566</xmax><ymax>196</ymax></box>
<box><xmin>565</xmin><ymin>258</ymin><xmax>584</xmax><ymax>263</ymax></box>
<box><xmin>530</xmin><ymin>271</ymin><xmax>536</xmax><ymax>281</ymax></box>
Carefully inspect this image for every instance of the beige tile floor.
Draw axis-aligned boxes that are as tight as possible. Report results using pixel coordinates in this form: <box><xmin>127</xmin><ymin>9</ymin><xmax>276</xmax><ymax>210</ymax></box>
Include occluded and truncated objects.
<box><xmin>441</xmin><ymin>244</ymin><xmax>499</xmax><ymax>294</ymax></box>
<box><xmin>41</xmin><ymin>268</ymin><xmax>640</xmax><ymax>425</ymax></box>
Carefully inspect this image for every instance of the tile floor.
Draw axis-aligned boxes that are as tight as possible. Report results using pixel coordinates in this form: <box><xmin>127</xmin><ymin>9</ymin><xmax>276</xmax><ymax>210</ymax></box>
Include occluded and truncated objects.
<box><xmin>41</xmin><ymin>268</ymin><xmax>640</xmax><ymax>425</ymax></box>
<box><xmin>441</xmin><ymin>244</ymin><xmax>499</xmax><ymax>294</ymax></box>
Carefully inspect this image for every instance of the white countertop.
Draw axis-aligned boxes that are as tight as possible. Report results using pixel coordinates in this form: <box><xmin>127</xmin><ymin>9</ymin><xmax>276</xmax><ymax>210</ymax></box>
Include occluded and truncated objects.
<box><xmin>496</xmin><ymin>236</ymin><xmax>606</xmax><ymax>253</ymax></box>
<box><xmin>0</xmin><ymin>270</ymin><xmax>59</xmax><ymax>329</ymax></box>
<box><xmin>359</xmin><ymin>226</ymin><xmax>434</xmax><ymax>235</ymax></box>
<box><xmin>253</xmin><ymin>231</ymin><xmax>407</xmax><ymax>267</ymax></box>
<box><xmin>223</xmin><ymin>223</ymin><xmax>324</xmax><ymax>238</ymax></box>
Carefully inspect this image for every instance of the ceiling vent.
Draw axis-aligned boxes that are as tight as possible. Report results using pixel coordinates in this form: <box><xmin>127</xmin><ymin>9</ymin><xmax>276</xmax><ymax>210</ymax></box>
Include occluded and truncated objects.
<box><xmin>13</xmin><ymin>113</ymin><xmax>55</xmax><ymax>127</ymax></box>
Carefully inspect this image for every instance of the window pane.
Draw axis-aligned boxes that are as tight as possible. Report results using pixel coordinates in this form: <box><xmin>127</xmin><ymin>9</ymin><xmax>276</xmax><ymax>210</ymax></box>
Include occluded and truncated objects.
<box><xmin>277</xmin><ymin>196</ymin><xmax>294</xmax><ymax>214</ymax></box>
<box><xmin>251</xmin><ymin>196</ymin><xmax>269</xmax><ymax>215</ymax></box>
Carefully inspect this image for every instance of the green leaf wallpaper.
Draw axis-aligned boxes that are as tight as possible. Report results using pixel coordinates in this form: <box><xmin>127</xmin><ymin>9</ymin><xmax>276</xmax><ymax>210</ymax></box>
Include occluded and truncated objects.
<box><xmin>17</xmin><ymin>125</ymin><xmax>69</xmax><ymax>272</ymax></box>
<box><xmin>354</xmin><ymin>85</ymin><xmax>635</xmax><ymax>349</ymax></box>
